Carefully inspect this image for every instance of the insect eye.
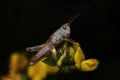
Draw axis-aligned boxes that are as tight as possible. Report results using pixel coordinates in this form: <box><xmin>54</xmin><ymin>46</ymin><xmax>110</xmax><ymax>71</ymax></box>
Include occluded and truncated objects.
<box><xmin>63</xmin><ymin>26</ymin><xmax>66</xmax><ymax>29</ymax></box>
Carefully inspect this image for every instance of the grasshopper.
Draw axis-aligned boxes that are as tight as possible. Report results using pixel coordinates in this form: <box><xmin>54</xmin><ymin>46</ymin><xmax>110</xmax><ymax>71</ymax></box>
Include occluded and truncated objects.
<box><xmin>26</xmin><ymin>15</ymin><xmax>79</xmax><ymax>66</ymax></box>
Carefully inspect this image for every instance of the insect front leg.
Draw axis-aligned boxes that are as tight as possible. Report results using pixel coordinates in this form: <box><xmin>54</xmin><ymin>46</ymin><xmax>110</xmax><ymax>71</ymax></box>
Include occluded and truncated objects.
<box><xmin>61</xmin><ymin>37</ymin><xmax>75</xmax><ymax>44</ymax></box>
<box><xmin>26</xmin><ymin>44</ymin><xmax>45</xmax><ymax>52</ymax></box>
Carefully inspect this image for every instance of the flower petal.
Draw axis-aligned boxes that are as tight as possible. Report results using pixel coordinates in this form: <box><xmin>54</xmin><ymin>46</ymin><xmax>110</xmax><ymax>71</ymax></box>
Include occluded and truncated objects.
<box><xmin>80</xmin><ymin>59</ymin><xmax>99</xmax><ymax>71</ymax></box>
<box><xmin>57</xmin><ymin>50</ymin><xmax>67</xmax><ymax>67</ymax></box>
<box><xmin>72</xmin><ymin>42</ymin><xmax>81</xmax><ymax>51</ymax></box>
<box><xmin>74</xmin><ymin>47</ymin><xmax>85</xmax><ymax>70</ymax></box>
<box><xmin>69</xmin><ymin>47</ymin><xmax>75</xmax><ymax>61</ymax></box>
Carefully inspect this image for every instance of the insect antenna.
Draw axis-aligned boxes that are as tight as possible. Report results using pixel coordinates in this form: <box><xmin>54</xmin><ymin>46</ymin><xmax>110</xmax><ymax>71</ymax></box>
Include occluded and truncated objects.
<box><xmin>68</xmin><ymin>13</ymin><xmax>80</xmax><ymax>24</ymax></box>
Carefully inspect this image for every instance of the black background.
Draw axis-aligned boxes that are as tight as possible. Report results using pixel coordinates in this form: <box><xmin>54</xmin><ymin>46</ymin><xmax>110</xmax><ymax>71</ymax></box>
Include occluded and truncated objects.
<box><xmin>0</xmin><ymin>0</ymin><xmax>120</xmax><ymax>80</ymax></box>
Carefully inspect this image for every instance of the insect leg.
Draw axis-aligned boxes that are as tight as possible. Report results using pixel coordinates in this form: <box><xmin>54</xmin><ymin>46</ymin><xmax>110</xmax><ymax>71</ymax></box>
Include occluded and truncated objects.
<box><xmin>26</xmin><ymin>44</ymin><xmax>45</xmax><ymax>52</ymax></box>
<box><xmin>29</xmin><ymin>45</ymin><xmax>50</xmax><ymax>65</ymax></box>
<box><xmin>61</xmin><ymin>37</ymin><xmax>75</xmax><ymax>44</ymax></box>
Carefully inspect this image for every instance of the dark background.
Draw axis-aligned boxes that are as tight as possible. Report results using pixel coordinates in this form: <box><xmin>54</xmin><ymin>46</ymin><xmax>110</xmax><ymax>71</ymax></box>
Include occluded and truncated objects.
<box><xmin>0</xmin><ymin>0</ymin><xmax>120</xmax><ymax>80</ymax></box>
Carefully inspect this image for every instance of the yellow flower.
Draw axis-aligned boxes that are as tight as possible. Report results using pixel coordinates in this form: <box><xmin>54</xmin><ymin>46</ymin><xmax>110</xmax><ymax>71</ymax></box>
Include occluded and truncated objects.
<box><xmin>73</xmin><ymin>42</ymin><xmax>99</xmax><ymax>71</ymax></box>
<box><xmin>1</xmin><ymin>52</ymin><xmax>28</xmax><ymax>80</ymax></box>
<box><xmin>9</xmin><ymin>52</ymin><xmax>28</xmax><ymax>71</ymax></box>
<box><xmin>74</xmin><ymin>46</ymin><xmax>85</xmax><ymax>70</ymax></box>
<box><xmin>27</xmin><ymin>58</ymin><xmax>59</xmax><ymax>80</ymax></box>
<box><xmin>27</xmin><ymin>41</ymin><xmax>100</xmax><ymax>80</ymax></box>
<box><xmin>69</xmin><ymin>46</ymin><xmax>75</xmax><ymax>62</ymax></box>
<box><xmin>73</xmin><ymin>42</ymin><xmax>85</xmax><ymax>59</ymax></box>
<box><xmin>57</xmin><ymin>50</ymin><xmax>67</xmax><ymax>66</ymax></box>
<box><xmin>80</xmin><ymin>59</ymin><xmax>99</xmax><ymax>71</ymax></box>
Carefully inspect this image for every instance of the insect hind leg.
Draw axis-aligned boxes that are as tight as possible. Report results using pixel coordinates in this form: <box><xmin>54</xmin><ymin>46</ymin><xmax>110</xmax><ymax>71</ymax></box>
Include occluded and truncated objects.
<box><xmin>26</xmin><ymin>44</ymin><xmax>45</xmax><ymax>52</ymax></box>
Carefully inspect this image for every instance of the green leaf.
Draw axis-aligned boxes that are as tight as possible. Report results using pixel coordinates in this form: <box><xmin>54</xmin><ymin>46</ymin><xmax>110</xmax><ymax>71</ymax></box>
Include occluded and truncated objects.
<box><xmin>42</xmin><ymin>55</ymin><xmax>56</xmax><ymax>66</ymax></box>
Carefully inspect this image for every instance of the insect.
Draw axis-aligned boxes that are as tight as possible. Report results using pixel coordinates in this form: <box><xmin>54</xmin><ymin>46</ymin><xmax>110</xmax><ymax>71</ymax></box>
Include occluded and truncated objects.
<box><xmin>26</xmin><ymin>14</ymin><xmax>79</xmax><ymax>66</ymax></box>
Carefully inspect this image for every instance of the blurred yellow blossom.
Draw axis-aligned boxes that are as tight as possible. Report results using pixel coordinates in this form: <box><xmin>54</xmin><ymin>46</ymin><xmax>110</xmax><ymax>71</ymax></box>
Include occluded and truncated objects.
<box><xmin>1</xmin><ymin>52</ymin><xmax>28</xmax><ymax>80</ymax></box>
<box><xmin>27</xmin><ymin>58</ymin><xmax>59</xmax><ymax>80</ymax></box>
